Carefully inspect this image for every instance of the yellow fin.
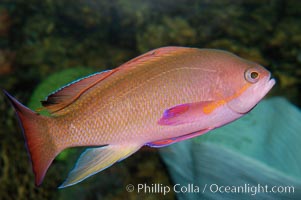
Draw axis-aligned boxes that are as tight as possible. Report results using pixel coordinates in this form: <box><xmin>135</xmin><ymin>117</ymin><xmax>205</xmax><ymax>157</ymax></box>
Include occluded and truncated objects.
<box><xmin>58</xmin><ymin>144</ymin><xmax>141</xmax><ymax>188</ymax></box>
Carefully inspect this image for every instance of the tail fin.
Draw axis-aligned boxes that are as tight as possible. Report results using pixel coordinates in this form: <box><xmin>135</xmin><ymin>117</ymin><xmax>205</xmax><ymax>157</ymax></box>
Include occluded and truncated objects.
<box><xmin>3</xmin><ymin>90</ymin><xmax>59</xmax><ymax>186</ymax></box>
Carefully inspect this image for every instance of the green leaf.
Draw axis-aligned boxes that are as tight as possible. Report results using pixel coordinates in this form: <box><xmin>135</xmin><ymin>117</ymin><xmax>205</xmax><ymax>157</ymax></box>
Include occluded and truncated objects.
<box><xmin>160</xmin><ymin>97</ymin><xmax>301</xmax><ymax>199</ymax></box>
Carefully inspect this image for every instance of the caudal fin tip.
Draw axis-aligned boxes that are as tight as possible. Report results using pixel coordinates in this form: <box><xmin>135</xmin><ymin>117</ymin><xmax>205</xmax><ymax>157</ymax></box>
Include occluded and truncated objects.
<box><xmin>35</xmin><ymin>179</ymin><xmax>42</xmax><ymax>187</ymax></box>
<box><xmin>34</xmin><ymin>173</ymin><xmax>47</xmax><ymax>187</ymax></box>
<box><xmin>3</xmin><ymin>90</ymin><xmax>27</xmax><ymax>114</ymax></box>
<box><xmin>3</xmin><ymin>89</ymin><xmax>18</xmax><ymax>106</ymax></box>
<box><xmin>2</xmin><ymin>89</ymin><xmax>11</xmax><ymax>99</ymax></box>
<box><xmin>2</xmin><ymin>90</ymin><xmax>16</xmax><ymax>102</ymax></box>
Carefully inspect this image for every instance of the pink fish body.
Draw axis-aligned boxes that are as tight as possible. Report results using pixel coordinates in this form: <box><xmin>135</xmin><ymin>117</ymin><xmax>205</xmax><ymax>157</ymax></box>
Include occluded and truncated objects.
<box><xmin>4</xmin><ymin>47</ymin><xmax>275</xmax><ymax>188</ymax></box>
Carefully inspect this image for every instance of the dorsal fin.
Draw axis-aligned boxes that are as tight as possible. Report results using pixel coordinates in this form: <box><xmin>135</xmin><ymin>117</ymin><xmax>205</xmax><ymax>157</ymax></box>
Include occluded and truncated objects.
<box><xmin>118</xmin><ymin>46</ymin><xmax>188</xmax><ymax>69</ymax></box>
<box><xmin>41</xmin><ymin>47</ymin><xmax>188</xmax><ymax>115</ymax></box>
<box><xmin>41</xmin><ymin>70</ymin><xmax>117</xmax><ymax>114</ymax></box>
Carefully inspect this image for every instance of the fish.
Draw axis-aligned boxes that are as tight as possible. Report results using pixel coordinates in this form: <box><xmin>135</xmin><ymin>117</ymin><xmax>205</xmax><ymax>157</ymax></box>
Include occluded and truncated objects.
<box><xmin>3</xmin><ymin>46</ymin><xmax>275</xmax><ymax>188</ymax></box>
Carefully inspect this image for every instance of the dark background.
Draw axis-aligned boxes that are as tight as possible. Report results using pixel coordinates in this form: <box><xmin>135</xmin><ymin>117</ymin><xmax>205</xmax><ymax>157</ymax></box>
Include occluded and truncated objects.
<box><xmin>0</xmin><ymin>0</ymin><xmax>300</xmax><ymax>199</ymax></box>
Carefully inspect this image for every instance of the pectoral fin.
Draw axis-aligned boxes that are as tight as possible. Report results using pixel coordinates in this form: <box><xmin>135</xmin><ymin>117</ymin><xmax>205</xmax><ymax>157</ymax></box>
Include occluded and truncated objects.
<box><xmin>158</xmin><ymin>101</ymin><xmax>214</xmax><ymax>126</ymax></box>
<box><xmin>58</xmin><ymin>144</ymin><xmax>141</xmax><ymax>188</ymax></box>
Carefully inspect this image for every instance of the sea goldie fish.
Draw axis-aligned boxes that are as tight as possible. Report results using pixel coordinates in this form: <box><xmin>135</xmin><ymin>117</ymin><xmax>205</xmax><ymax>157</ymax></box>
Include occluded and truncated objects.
<box><xmin>4</xmin><ymin>47</ymin><xmax>275</xmax><ymax>188</ymax></box>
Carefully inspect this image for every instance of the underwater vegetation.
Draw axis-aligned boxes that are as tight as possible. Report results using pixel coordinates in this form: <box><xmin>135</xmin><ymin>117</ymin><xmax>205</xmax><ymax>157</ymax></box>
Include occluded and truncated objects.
<box><xmin>0</xmin><ymin>0</ymin><xmax>300</xmax><ymax>199</ymax></box>
<box><xmin>160</xmin><ymin>98</ymin><xmax>301</xmax><ymax>199</ymax></box>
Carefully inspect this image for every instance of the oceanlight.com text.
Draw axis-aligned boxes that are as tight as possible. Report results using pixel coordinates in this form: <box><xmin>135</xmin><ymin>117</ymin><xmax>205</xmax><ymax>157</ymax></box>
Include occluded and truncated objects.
<box><xmin>207</xmin><ymin>183</ymin><xmax>295</xmax><ymax>196</ymax></box>
<box><xmin>125</xmin><ymin>183</ymin><xmax>295</xmax><ymax>196</ymax></box>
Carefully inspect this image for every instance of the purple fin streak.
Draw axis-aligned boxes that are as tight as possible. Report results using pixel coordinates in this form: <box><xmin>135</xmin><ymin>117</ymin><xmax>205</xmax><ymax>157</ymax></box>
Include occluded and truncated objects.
<box><xmin>146</xmin><ymin>128</ymin><xmax>212</xmax><ymax>148</ymax></box>
<box><xmin>158</xmin><ymin>101</ymin><xmax>214</xmax><ymax>126</ymax></box>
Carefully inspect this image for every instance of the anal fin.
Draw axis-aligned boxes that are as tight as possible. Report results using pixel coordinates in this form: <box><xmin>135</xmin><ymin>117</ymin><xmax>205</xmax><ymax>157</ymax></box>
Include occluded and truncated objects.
<box><xmin>58</xmin><ymin>144</ymin><xmax>141</xmax><ymax>188</ymax></box>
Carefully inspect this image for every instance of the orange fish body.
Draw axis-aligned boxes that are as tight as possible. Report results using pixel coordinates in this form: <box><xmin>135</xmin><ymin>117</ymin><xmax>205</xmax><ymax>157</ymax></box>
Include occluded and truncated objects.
<box><xmin>4</xmin><ymin>47</ymin><xmax>275</xmax><ymax>188</ymax></box>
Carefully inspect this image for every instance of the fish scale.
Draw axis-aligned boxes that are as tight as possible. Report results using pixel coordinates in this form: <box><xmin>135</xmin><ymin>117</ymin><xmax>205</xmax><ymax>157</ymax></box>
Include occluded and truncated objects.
<box><xmin>4</xmin><ymin>46</ymin><xmax>275</xmax><ymax>188</ymax></box>
<box><xmin>56</xmin><ymin>58</ymin><xmax>202</xmax><ymax>144</ymax></box>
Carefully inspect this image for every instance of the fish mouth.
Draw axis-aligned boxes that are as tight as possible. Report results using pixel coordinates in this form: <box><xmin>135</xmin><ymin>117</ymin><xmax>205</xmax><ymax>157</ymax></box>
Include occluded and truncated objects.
<box><xmin>247</xmin><ymin>74</ymin><xmax>275</xmax><ymax>112</ymax></box>
<box><xmin>252</xmin><ymin>72</ymin><xmax>275</xmax><ymax>104</ymax></box>
<box><xmin>247</xmin><ymin>76</ymin><xmax>275</xmax><ymax>112</ymax></box>
<box><xmin>262</xmin><ymin>74</ymin><xmax>276</xmax><ymax>95</ymax></box>
<box><xmin>226</xmin><ymin>73</ymin><xmax>275</xmax><ymax>115</ymax></box>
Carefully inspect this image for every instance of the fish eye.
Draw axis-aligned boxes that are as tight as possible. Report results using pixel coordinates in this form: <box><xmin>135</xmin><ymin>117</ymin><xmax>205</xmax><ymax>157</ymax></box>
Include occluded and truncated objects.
<box><xmin>245</xmin><ymin>68</ymin><xmax>260</xmax><ymax>83</ymax></box>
